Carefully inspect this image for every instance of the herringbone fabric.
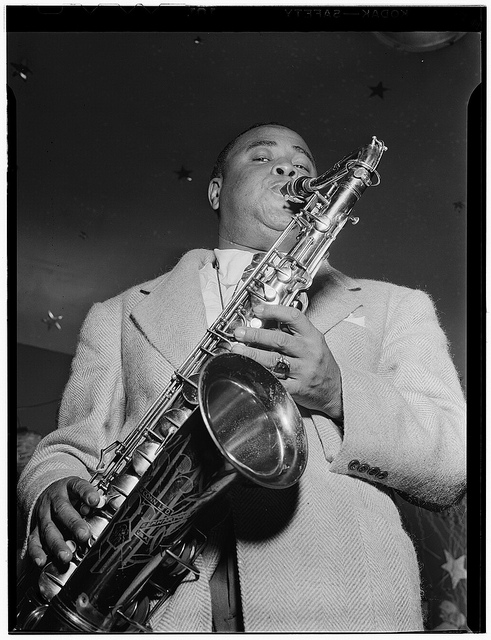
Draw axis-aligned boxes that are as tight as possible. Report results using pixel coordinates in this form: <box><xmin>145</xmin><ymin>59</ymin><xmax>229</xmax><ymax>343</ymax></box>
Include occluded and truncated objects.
<box><xmin>231</xmin><ymin>426</ymin><xmax>423</xmax><ymax>632</ymax></box>
<box><xmin>18</xmin><ymin>248</ymin><xmax>466</xmax><ymax>632</ymax></box>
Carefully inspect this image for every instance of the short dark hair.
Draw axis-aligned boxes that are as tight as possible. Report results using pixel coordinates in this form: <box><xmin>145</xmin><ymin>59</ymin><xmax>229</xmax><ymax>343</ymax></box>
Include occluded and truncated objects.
<box><xmin>209</xmin><ymin>121</ymin><xmax>289</xmax><ymax>182</ymax></box>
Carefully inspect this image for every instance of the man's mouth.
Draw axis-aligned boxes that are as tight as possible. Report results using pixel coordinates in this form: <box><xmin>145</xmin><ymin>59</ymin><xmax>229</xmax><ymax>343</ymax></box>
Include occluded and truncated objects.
<box><xmin>268</xmin><ymin>181</ymin><xmax>302</xmax><ymax>214</ymax></box>
<box><xmin>269</xmin><ymin>180</ymin><xmax>290</xmax><ymax>195</ymax></box>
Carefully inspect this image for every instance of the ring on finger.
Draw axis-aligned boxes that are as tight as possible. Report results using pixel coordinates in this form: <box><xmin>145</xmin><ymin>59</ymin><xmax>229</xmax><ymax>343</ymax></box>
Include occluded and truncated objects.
<box><xmin>271</xmin><ymin>354</ymin><xmax>291</xmax><ymax>380</ymax></box>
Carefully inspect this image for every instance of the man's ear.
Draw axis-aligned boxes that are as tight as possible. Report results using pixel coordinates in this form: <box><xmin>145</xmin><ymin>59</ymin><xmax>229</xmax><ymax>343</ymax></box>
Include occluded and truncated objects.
<box><xmin>208</xmin><ymin>177</ymin><xmax>222</xmax><ymax>211</ymax></box>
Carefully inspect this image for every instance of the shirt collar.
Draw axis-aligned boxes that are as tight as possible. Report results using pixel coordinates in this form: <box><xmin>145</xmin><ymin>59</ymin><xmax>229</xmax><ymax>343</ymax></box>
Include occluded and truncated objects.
<box><xmin>213</xmin><ymin>248</ymin><xmax>255</xmax><ymax>286</ymax></box>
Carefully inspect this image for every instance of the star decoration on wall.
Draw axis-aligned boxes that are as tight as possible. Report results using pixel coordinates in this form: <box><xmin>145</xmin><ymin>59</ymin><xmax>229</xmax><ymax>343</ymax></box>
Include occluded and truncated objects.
<box><xmin>453</xmin><ymin>201</ymin><xmax>465</xmax><ymax>211</ymax></box>
<box><xmin>441</xmin><ymin>550</ymin><xmax>467</xmax><ymax>589</ymax></box>
<box><xmin>175</xmin><ymin>166</ymin><xmax>193</xmax><ymax>181</ymax></box>
<box><xmin>11</xmin><ymin>62</ymin><xmax>33</xmax><ymax>82</ymax></box>
<box><xmin>368</xmin><ymin>82</ymin><xmax>389</xmax><ymax>99</ymax></box>
<box><xmin>42</xmin><ymin>311</ymin><xmax>63</xmax><ymax>331</ymax></box>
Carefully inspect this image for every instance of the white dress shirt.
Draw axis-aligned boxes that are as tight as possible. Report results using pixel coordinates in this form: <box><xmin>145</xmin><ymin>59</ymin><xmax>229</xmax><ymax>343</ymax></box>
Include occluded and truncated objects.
<box><xmin>199</xmin><ymin>249</ymin><xmax>255</xmax><ymax>327</ymax></box>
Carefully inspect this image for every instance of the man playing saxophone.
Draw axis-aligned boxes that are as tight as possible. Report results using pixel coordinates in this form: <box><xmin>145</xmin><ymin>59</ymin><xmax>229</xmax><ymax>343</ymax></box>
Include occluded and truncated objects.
<box><xmin>18</xmin><ymin>123</ymin><xmax>466</xmax><ymax>632</ymax></box>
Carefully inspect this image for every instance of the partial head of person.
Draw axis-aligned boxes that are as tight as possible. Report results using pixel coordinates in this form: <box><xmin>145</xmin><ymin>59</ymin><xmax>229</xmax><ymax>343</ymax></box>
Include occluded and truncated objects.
<box><xmin>208</xmin><ymin>123</ymin><xmax>317</xmax><ymax>252</ymax></box>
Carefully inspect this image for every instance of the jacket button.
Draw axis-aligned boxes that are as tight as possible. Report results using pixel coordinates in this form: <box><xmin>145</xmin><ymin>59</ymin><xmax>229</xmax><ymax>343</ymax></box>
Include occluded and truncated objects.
<box><xmin>348</xmin><ymin>459</ymin><xmax>360</xmax><ymax>471</ymax></box>
<box><xmin>358</xmin><ymin>464</ymin><xmax>370</xmax><ymax>474</ymax></box>
<box><xmin>376</xmin><ymin>470</ymin><xmax>388</xmax><ymax>480</ymax></box>
<box><xmin>368</xmin><ymin>467</ymin><xmax>381</xmax><ymax>476</ymax></box>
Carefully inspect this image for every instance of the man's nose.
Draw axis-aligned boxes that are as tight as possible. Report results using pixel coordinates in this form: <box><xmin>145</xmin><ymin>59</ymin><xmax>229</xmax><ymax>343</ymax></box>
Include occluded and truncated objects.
<box><xmin>272</xmin><ymin>160</ymin><xmax>297</xmax><ymax>178</ymax></box>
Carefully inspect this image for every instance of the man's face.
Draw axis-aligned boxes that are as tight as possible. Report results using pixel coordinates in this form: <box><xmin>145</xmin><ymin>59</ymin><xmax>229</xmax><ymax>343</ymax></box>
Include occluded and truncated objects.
<box><xmin>209</xmin><ymin>125</ymin><xmax>317</xmax><ymax>251</ymax></box>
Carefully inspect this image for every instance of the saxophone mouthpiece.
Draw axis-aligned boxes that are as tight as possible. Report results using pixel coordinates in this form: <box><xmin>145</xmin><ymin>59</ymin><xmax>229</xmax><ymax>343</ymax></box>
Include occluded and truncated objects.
<box><xmin>280</xmin><ymin>176</ymin><xmax>313</xmax><ymax>202</ymax></box>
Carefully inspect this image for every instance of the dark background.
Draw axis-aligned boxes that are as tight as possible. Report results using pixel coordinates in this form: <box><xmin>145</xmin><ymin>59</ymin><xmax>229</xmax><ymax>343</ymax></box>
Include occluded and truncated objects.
<box><xmin>9</xmin><ymin>5</ymin><xmax>482</xmax><ymax>632</ymax></box>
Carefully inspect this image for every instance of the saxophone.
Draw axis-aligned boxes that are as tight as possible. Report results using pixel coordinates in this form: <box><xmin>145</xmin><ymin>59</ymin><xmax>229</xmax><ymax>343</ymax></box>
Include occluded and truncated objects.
<box><xmin>15</xmin><ymin>136</ymin><xmax>386</xmax><ymax>632</ymax></box>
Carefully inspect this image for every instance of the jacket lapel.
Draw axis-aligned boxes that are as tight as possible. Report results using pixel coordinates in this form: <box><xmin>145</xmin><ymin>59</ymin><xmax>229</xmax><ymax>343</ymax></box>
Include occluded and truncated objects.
<box><xmin>306</xmin><ymin>261</ymin><xmax>363</xmax><ymax>335</ymax></box>
<box><xmin>130</xmin><ymin>250</ymin><xmax>362</xmax><ymax>369</ymax></box>
<box><xmin>130</xmin><ymin>249</ymin><xmax>215</xmax><ymax>369</ymax></box>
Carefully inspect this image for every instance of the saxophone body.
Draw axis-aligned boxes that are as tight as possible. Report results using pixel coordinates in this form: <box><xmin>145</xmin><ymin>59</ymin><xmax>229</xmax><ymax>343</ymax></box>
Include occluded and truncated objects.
<box><xmin>15</xmin><ymin>136</ymin><xmax>386</xmax><ymax>632</ymax></box>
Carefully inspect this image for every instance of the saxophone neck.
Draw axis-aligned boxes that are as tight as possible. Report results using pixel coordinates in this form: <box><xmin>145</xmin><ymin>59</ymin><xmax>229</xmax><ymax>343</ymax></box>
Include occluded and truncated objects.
<box><xmin>281</xmin><ymin>136</ymin><xmax>387</xmax><ymax>201</ymax></box>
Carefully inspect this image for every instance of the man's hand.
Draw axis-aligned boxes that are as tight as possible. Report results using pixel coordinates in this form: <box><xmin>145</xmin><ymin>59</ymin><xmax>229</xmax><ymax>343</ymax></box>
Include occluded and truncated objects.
<box><xmin>28</xmin><ymin>476</ymin><xmax>102</xmax><ymax>567</ymax></box>
<box><xmin>231</xmin><ymin>304</ymin><xmax>343</xmax><ymax>421</ymax></box>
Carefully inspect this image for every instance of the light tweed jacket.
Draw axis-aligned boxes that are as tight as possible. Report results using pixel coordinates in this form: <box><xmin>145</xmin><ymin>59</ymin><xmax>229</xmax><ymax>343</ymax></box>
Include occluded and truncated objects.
<box><xmin>18</xmin><ymin>249</ymin><xmax>466</xmax><ymax>633</ymax></box>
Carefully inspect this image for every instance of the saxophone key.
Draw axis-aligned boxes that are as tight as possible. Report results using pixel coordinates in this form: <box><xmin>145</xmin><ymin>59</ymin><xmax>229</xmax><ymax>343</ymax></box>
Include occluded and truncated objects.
<box><xmin>181</xmin><ymin>373</ymin><xmax>200</xmax><ymax>405</ymax></box>
<box><xmin>262</xmin><ymin>284</ymin><xmax>278</xmax><ymax>302</ymax></box>
<box><xmin>85</xmin><ymin>514</ymin><xmax>111</xmax><ymax>541</ymax></box>
<box><xmin>38</xmin><ymin>548</ymin><xmax>78</xmax><ymax>601</ymax></box>
<box><xmin>291</xmin><ymin>292</ymin><xmax>309</xmax><ymax>313</ymax></box>
<box><xmin>276</xmin><ymin>263</ymin><xmax>293</xmax><ymax>283</ymax></box>
<box><xmin>156</xmin><ymin>408</ymin><xmax>191</xmax><ymax>438</ymax></box>
<box><xmin>132</xmin><ymin>441</ymin><xmax>161</xmax><ymax>476</ymax></box>
<box><xmin>211</xmin><ymin>342</ymin><xmax>232</xmax><ymax>355</ymax></box>
<box><xmin>106</xmin><ymin>474</ymin><xmax>139</xmax><ymax>511</ymax></box>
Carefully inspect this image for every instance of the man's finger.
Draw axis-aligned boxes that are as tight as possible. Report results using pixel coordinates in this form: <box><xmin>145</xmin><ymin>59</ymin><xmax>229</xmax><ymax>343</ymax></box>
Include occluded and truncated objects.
<box><xmin>252</xmin><ymin>304</ymin><xmax>313</xmax><ymax>335</ymax></box>
<box><xmin>67</xmin><ymin>477</ymin><xmax>101</xmax><ymax>508</ymax></box>
<box><xmin>49</xmin><ymin>492</ymin><xmax>92</xmax><ymax>543</ymax></box>
<box><xmin>39</xmin><ymin>517</ymin><xmax>75</xmax><ymax>563</ymax></box>
<box><xmin>27</xmin><ymin>526</ymin><xmax>47</xmax><ymax>567</ymax></box>
<box><xmin>231</xmin><ymin>343</ymin><xmax>296</xmax><ymax>377</ymax></box>
<box><xmin>233</xmin><ymin>324</ymin><xmax>296</xmax><ymax>355</ymax></box>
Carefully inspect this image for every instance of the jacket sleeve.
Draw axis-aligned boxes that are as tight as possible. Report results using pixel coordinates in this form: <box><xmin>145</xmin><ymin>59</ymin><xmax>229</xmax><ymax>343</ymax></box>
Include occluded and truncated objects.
<box><xmin>328</xmin><ymin>288</ymin><xmax>466</xmax><ymax>508</ymax></box>
<box><xmin>17</xmin><ymin>298</ymin><xmax>127</xmax><ymax>552</ymax></box>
